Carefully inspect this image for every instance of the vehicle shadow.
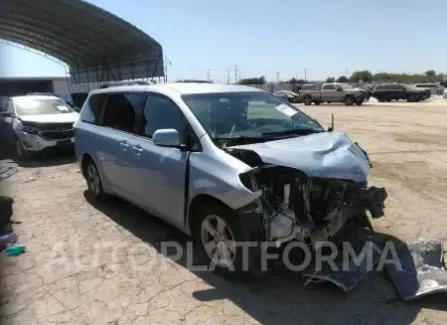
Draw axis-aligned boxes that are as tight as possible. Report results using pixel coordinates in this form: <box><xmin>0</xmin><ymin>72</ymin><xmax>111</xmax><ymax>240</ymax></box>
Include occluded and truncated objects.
<box><xmin>84</xmin><ymin>191</ymin><xmax>446</xmax><ymax>325</ymax></box>
<box><xmin>0</xmin><ymin>141</ymin><xmax>76</xmax><ymax>168</ymax></box>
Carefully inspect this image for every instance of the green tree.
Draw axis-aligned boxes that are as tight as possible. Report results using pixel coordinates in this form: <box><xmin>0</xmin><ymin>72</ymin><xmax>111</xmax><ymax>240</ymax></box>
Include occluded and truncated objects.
<box><xmin>425</xmin><ymin>70</ymin><xmax>436</xmax><ymax>78</ymax></box>
<box><xmin>336</xmin><ymin>75</ymin><xmax>349</xmax><ymax>82</ymax></box>
<box><xmin>238</xmin><ymin>76</ymin><xmax>266</xmax><ymax>85</ymax></box>
<box><xmin>326</xmin><ymin>77</ymin><xmax>335</xmax><ymax>82</ymax></box>
<box><xmin>349</xmin><ymin>70</ymin><xmax>373</xmax><ymax>83</ymax></box>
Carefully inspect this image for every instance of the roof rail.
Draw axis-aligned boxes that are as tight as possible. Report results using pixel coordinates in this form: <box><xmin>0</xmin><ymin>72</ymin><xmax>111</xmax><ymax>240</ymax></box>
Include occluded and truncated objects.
<box><xmin>99</xmin><ymin>81</ymin><xmax>153</xmax><ymax>89</ymax></box>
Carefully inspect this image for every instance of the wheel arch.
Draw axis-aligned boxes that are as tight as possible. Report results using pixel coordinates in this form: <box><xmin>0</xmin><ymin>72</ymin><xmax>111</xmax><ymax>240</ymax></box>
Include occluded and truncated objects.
<box><xmin>187</xmin><ymin>194</ymin><xmax>234</xmax><ymax>233</ymax></box>
<box><xmin>80</xmin><ymin>153</ymin><xmax>94</xmax><ymax>179</ymax></box>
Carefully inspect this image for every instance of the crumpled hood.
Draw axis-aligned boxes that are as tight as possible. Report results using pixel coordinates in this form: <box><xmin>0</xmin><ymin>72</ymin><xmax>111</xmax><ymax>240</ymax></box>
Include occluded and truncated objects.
<box><xmin>229</xmin><ymin>131</ymin><xmax>370</xmax><ymax>182</ymax></box>
<box><xmin>18</xmin><ymin>112</ymin><xmax>79</xmax><ymax>124</ymax></box>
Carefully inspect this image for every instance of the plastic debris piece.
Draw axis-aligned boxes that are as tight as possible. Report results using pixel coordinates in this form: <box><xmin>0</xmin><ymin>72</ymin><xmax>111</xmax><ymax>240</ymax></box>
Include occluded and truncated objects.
<box><xmin>6</xmin><ymin>244</ymin><xmax>25</xmax><ymax>257</ymax></box>
<box><xmin>386</xmin><ymin>238</ymin><xmax>447</xmax><ymax>301</ymax></box>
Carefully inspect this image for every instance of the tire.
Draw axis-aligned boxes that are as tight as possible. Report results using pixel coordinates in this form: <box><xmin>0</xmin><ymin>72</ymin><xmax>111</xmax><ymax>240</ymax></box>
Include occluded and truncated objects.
<box><xmin>385</xmin><ymin>99</ymin><xmax>391</xmax><ymax>102</ymax></box>
<box><xmin>85</xmin><ymin>159</ymin><xmax>107</xmax><ymax>201</ymax></box>
<box><xmin>355</xmin><ymin>100</ymin><xmax>363</xmax><ymax>106</ymax></box>
<box><xmin>407</xmin><ymin>95</ymin><xmax>417</xmax><ymax>102</ymax></box>
<box><xmin>303</xmin><ymin>96</ymin><xmax>312</xmax><ymax>106</ymax></box>
<box><xmin>344</xmin><ymin>96</ymin><xmax>354</xmax><ymax>106</ymax></box>
<box><xmin>377</xmin><ymin>98</ymin><xmax>385</xmax><ymax>102</ymax></box>
<box><xmin>192</xmin><ymin>202</ymin><xmax>261</xmax><ymax>279</ymax></box>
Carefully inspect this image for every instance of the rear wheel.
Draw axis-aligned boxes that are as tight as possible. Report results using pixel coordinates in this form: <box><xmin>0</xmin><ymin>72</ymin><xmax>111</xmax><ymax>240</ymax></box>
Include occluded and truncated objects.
<box><xmin>407</xmin><ymin>95</ymin><xmax>417</xmax><ymax>102</ymax></box>
<box><xmin>355</xmin><ymin>100</ymin><xmax>364</xmax><ymax>106</ymax></box>
<box><xmin>303</xmin><ymin>96</ymin><xmax>312</xmax><ymax>106</ymax></box>
<box><xmin>85</xmin><ymin>159</ymin><xmax>107</xmax><ymax>200</ymax></box>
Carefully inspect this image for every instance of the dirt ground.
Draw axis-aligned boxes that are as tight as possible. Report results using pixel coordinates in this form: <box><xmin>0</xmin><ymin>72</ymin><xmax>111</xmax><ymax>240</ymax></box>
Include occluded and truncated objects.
<box><xmin>1</xmin><ymin>99</ymin><xmax>447</xmax><ymax>325</ymax></box>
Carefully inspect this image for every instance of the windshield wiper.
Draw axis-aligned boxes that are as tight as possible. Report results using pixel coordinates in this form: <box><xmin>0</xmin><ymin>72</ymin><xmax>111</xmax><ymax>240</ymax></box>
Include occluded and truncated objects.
<box><xmin>262</xmin><ymin>128</ymin><xmax>325</xmax><ymax>137</ymax></box>
<box><xmin>215</xmin><ymin>135</ymin><xmax>274</xmax><ymax>145</ymax></box>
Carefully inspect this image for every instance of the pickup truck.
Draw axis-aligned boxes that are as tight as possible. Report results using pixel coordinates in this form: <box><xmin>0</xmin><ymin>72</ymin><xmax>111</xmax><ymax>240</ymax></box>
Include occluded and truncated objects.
<box><xmin>299</xmin><ymin>83</ymin><xmax>368</xmax><ymax>106</ymax></box>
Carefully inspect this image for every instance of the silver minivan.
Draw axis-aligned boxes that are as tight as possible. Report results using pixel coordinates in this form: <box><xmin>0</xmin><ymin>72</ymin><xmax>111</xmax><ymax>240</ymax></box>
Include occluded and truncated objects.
<box><xmin>74</xmin><ymin>83</ymin><xmax>387</xmax><ymax>278</ymax></box>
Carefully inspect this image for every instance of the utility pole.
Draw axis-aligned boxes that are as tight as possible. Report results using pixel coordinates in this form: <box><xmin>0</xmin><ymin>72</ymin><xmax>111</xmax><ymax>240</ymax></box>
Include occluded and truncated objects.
<box><xmin>304</xmin><ymin>68</ymin><xmax>308</xmax><ymax>82</ymax></box>
<box><xmin>276</xmin><ymin>72</ymin><xmax>280</xmax><ymax>83</ymax></box>
<box><xmin>226</xmin><ymin>69</ymin><xmax>230</xmax><ymax>84</ymax></box>
<box><xmin>234</xmin><ymin>65</ymin><xmax>238</xmax><ymax>83</ymax></box>
<box><xmin>207</xmin><ymin>69</ymin><xmax>211</xmax><ymax>81</ymax></box>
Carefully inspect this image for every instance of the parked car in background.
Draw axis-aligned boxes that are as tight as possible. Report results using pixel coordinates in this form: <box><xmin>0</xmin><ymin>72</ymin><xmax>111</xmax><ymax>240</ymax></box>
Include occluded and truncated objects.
<box><xmin>59</xmin><ymin>92</ymin><xmax>89</xmax><ymax>112</ymax></box>
<box><xmin>300</xmin><ymin>82</ymin><xmax>368</xmax><ymax>106</ymax></box>
<box><xmin>273</xmin><ymin>90</ymin><xmax>300</xmax><ymax>103</ymax></box>
<box><xmin>371</xmin><ymin>84</ymin><xmax>430</xmax><ymax>102</ymax></box>
<box><xmin>0</xmin><ymin>95</ymin><xmax>78</xmax><ymax>159</ymax></box>
<box><xmin>74</xmin><ymin>82</ymin><xmax>387</xmax><ymax>278</ymax></box>
<box><xmin>414</xmin><ymin>83</ymin><xmax>444</xmax><ymax>95</ymax></box>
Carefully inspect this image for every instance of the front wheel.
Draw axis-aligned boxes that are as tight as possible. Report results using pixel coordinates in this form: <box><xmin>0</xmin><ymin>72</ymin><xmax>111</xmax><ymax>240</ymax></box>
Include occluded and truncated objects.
<box><xmin>345</xmin><ymin>96</ymin><xmax>354</xmax><ymax>106</ymax></box>
<box><xmin>192</xmin><ymin>202</ymin><xmax>259</xmax><ymax>279</ymax></box>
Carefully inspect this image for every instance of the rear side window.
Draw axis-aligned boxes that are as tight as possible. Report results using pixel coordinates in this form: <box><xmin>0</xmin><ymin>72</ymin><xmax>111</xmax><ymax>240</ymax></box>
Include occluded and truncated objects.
<box><xmin>101</xmin><ymin>93</ymin><xmax>145</xmax><ymax>133</ymax></box>
<box><xmin>322</xmin><ymin>84</ymin><xmax>335</xmax><ymax>90</ymax></box>
<box><xmin>80</xmin><ymin>94</ymin><xmax>107</xmax><ymax>124</ymax></box>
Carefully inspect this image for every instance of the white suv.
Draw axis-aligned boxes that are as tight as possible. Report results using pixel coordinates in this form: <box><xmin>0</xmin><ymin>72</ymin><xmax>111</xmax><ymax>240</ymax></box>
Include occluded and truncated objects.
<box><xmin>0</xmin><ymin>95</ymin><xmax>79</xmax><ymax>159</ymax></box>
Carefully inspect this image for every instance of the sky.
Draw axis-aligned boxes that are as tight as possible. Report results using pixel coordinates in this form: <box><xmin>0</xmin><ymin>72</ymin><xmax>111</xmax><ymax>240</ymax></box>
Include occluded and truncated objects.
<box><xmin>1</xmin><ymin>0</ymin><xmax>446</xmax><ymax>82</ymax></box>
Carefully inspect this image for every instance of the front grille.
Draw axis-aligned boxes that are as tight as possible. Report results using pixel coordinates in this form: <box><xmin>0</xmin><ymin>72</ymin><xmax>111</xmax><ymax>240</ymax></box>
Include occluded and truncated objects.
<box><xmin>40</xmin><ymin>129</ymin><xmax>74</xmax><ymax>140</ymax></box>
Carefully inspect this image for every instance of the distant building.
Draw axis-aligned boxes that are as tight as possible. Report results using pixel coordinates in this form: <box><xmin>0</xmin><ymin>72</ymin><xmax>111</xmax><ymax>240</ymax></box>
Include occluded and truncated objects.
<box><xmin>0</xmin><ymin>77</ymin><xmax>91</xmax><ymax>96</ymax></box>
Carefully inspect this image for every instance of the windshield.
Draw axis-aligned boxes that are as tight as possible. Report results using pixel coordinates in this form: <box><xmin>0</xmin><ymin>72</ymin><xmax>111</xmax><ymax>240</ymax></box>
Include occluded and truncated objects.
<box><xmin>14</xmin><ymin>97</ymin><xmax>75</xmax><ymax>115</ymax></box>
<box><xmin>182</xmin><ymin>91</ymin><xmax>325</xmax><ymax>145</ymax></box>
<box><xmin>338</xmin><ymin>83</ymin><xmax>354</xmax><ymax>90</ymax></box>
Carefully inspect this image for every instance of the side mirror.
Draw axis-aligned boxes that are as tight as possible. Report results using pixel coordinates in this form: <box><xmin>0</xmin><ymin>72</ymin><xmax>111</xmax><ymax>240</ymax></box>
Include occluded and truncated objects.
<box><xmin>0</xmin><ymin>111</ymin><xmax>12</xmax><ymax>117</ymax></box>
<box><xmin>152</xmin><ymin>129</ymin><xmax>182</xmax><ymax>148</ymax></box>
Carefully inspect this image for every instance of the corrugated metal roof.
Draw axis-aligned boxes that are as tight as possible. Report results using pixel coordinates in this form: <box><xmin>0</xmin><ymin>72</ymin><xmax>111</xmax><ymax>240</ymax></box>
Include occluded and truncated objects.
<box><xmin>0</xmin><ymin>0</ymin><xmax>164</xmax><ymax>81</ymax></box>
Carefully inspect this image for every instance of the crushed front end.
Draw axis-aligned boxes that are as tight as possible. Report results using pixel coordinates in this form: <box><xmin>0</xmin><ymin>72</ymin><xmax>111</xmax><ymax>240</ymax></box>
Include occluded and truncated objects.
<box><xmin>233</xmin><ymin>150</ymin><xmax>388</xmax><ymax>249</ymax></box>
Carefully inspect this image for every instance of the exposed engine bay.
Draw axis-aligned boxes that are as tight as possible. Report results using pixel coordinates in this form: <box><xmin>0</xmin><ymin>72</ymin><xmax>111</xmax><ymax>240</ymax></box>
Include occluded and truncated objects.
<box><xmin>228</xmin><ymin>148</ymin><xmax>388</xmax><ymax>248</ymax></box>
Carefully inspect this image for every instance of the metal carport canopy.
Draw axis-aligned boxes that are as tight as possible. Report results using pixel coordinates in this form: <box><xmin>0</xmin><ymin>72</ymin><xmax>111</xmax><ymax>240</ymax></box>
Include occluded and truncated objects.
<box><xmin>0</xmin><ymin>0</ymin><xmax>164</xmax><ymax>83</ymax></box>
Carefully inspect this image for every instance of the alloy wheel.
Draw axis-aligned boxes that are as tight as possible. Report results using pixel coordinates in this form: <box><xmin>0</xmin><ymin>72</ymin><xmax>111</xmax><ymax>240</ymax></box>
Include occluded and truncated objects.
<box><xmin>200</xmin><ymin>214</ymin><xmax>236</xmax><ymax>268</ymax></box>
<box><xmin>87</xmin><ymin>163</ymin><xmax>101</xmax><ymax>196</ymax></box>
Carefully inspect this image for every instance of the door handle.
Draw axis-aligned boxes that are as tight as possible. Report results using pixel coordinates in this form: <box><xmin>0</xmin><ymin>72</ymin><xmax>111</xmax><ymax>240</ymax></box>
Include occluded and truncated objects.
<box><xmin>132</xmin><ymin>145</ymin><xmax>143</xmax><ymax>155</ymax></box>
<box><xmin>120</xmin><ymin>141</ymin><xmax>130</xmax><ymax>151</ymax></box>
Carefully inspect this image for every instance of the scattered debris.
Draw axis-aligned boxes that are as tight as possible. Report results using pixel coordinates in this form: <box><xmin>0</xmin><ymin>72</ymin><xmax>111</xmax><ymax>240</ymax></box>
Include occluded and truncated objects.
<box><xmin>0</xmin><ymin>196</ymin><xmax>14</xmax><ymax>230</ymax></box>
<box><xmin>0</xmin><ymin>232</ymin><xmax>17</xmax><ymax>249</ymax></box>
<box><xmin>6</xmin><ymin>244</ymin><xmax>25</xmax><ymax>257</ymax></box>
<box><xmin>302</xmin><ymin>241</ymin><xmax>383</xmax><ymax>293</ymax></box>
<box><xmin>386</xmin><ymin>238</ymin><xmax>447</xmax><ymax>301</ymax></box>
<box><xmin>0</xmin><ymin>160</ymin><xmax>17</xmax><ymax>182</ymax></box>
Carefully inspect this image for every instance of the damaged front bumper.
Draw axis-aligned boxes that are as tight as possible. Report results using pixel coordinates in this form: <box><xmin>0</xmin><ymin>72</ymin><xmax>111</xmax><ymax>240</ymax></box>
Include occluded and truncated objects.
<box><xmin>306</xmin><ymin>186</ymin><xmax>387</xmax><ymax>247</ymax></box>
<box><xmin>238</xmin><ymin>164</ymin><xmax>388</xmax><ymax>248</ymax></box>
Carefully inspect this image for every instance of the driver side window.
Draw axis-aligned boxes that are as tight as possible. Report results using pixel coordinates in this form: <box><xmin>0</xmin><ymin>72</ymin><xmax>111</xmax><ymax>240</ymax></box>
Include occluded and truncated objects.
<box><xmin>141</xmin><ymin>94</ymin><xmax>185</xmax><ymax>139</ymax></box>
